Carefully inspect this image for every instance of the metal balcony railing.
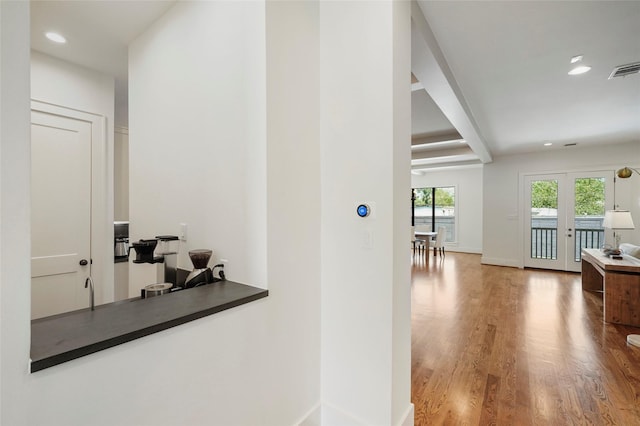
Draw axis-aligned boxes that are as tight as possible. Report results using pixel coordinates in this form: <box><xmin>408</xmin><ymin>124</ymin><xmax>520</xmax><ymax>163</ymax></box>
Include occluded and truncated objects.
<box><xmin>574</xmin><ymin>228</ymin><xmax>604</xmax><ymax>261</ymax></box>
<box><xmin>531</xmin><ymin>227</ymin><xmax>604</xmax><ymax>261</ymax></box>
<box><xmin>531</xmin><ymin>227</ymin><xmax>557</xmax><ymax>259</ymax></box>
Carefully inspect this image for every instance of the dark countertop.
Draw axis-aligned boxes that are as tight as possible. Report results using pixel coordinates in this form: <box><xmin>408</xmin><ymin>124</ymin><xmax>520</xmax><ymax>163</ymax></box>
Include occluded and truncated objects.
<box><xmin>31</xmin><ymin>280</ymin><xmax>268</xmax><ymax>372</ymax></box>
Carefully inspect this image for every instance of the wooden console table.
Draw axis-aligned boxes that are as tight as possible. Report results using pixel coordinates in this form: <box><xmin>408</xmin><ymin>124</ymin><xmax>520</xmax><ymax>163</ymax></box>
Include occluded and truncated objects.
<box><xmin>581</xmin><ymin>248</ymin><xmax>640</xmax><ymax>327</ymax></box>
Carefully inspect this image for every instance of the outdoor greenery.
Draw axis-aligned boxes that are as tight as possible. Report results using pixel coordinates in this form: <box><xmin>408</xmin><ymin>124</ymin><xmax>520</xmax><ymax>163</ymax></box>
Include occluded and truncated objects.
<box><xmin>414</xmin><ymin>187</ymin><xmax>455</xmax><ymax>207</ymax></box>
<box><xmin>574</xmin><ymin>178</ymin><xmax>605</xmax><ymax>216</ymax></box>
<box><xmin>530</xmin><ymin>178</ymin><xmax>605</xmax><ymax>216</ymax></box>
<box><xmin>530</xmin><ymin>180</ymin><xmax>558</xmax><ymax>209</ymax></box>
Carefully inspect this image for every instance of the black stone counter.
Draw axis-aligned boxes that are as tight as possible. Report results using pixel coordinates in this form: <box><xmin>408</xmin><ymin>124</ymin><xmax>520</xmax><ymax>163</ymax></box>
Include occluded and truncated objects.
<box><xmin>31</xmin><ymin>281</ymin><xmax>268</xmax><ymax>372</ymax></box>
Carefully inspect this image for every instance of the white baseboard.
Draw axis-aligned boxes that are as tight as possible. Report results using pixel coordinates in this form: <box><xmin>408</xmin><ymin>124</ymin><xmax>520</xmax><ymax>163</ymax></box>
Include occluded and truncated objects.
<box><xmin>480</xmin><ymin>257</ymin><xmax>521</xmax><ymax>268</ymax></box>
<box><xmin>396</xmin><ymin>403</ymin><xmax>414</xmax><ymax>426</ymax></box>
<box><xmin>297</xmin><ymin>402</ymin><xmax>321</xmax><ymax>426</ymax></box>
<box><xmin>445</xmin><ymin>246</ymin><xmax>482</xmax><ymax>254</ymax></box>
<box><xmin>321</xmin><ymin>402</ymin><xmax>368</xmax><ymax>426</ymax></box>
<box><xmin>297</xmin><ymin>402</ymin><xmax>415</xmax><ymax>426</ymax></box>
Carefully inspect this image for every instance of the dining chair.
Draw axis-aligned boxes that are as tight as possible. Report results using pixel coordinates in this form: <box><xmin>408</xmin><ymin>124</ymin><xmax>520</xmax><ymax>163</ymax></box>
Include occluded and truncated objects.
<box><xmin>430</xmin><ymin>226</ymin><xmax>446</xmax><ymax>257</ymax></box>
<box><xmin>411</xmin><ymin>226</ymin><xmax>426</xmax><ymax>256</ymax></box>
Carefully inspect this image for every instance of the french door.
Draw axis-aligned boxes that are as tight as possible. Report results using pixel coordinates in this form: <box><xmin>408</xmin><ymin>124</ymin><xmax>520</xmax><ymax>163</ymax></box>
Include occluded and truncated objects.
<box><xmin>524</xmin><ymin>171</ymin><xmax>613</xmax><ymax>272</ymax></box>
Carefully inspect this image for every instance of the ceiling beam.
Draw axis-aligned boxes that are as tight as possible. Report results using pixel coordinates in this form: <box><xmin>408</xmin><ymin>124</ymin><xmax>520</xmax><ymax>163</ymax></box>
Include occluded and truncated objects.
<box><xmin>411</xmin><ymin>131</ymin><xmax>463</xmax><ymax>146</ymax></box>
<box><xmin>411</xmin><ymin>1</ymin><xmax>492</xmax><ymax>164</ymax></box>
<box><xmin>412</xmin><ymin>160</ymin><xmax>483</xmax><ymax>172</ymax></box>
<box><xmin>411</xmin><ymin>153</ymin><xmax>480</xmax><ymax>167</ymax></box>
<box><xmin>412</xmin><ymin>145</ymin><xmax>475</xmax><ymax>161</ymax></box>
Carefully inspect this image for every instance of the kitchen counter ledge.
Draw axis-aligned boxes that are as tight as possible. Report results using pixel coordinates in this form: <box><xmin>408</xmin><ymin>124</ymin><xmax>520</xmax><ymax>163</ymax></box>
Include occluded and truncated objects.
<box><xmin>31</xmin><ymin>280</ymin><xmax>268</xmax><ymax>372</ymax></box>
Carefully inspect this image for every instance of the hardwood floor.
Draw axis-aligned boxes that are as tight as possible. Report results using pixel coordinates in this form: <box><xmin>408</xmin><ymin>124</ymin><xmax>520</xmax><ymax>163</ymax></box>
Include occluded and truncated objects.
<box><xmin>411</xmin><ymin>252</ymin><xmax>640</xmax><ymax>425</ymax></box>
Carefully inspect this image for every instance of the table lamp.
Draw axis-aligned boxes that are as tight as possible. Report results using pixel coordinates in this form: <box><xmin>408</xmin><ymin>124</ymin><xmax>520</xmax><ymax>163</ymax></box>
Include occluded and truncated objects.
<box><xmin>603</xmin><ymin>210</ymin><xmax>635</xmax><ymax>250</ymax></box>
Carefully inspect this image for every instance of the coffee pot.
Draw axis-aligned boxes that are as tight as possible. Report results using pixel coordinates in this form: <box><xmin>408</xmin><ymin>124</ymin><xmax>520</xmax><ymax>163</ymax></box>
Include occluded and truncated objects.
<box><xmin>114</xmin><ymin>237</ymin><xmax>129</xmax><ymax>258</ymax></box>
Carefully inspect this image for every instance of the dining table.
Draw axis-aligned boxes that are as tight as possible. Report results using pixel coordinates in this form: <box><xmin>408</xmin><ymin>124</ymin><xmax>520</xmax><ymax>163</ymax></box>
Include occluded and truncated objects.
<box><xmin>414</xmin><ymin>231</ymin><xmax>437</xmax><ymax>259</ymax></box>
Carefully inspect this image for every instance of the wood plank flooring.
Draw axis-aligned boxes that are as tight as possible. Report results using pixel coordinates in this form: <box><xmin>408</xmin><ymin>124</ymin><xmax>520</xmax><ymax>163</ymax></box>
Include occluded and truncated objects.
<box><xmin>411</xmin><ymin>252</ymin><xmax>640</xmax><ymax>425</ymax></box>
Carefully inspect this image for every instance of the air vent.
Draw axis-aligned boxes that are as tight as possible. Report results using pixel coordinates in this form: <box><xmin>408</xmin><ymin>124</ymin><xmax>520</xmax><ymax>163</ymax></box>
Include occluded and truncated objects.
<box><xmin>608</xmin><ymin>61</ymin><xmax>640</xmax><ymax>79</ymax></box>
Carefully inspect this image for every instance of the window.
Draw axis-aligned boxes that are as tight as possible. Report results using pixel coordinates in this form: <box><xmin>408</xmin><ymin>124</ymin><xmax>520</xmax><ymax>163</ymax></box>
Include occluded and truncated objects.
<box><xmin>412</xmin><ymin>186</ymin><xmax>456</xmax><ymax>242</ymax></box>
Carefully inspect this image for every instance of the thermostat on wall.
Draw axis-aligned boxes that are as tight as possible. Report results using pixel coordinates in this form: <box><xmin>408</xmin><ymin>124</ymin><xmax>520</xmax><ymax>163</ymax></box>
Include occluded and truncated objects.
<box><xmin>356</xmin><ymin>204</ymin><xmax>370</xmax><ymax>218</ymax></box>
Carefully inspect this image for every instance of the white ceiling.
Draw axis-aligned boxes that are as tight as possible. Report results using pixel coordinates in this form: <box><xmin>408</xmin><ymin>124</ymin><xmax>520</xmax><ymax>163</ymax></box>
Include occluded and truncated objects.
<box><xmin>30</xmin><ymin>0</ymin><xmax>176</xmax><ymax>127</ymax></box>
<box><xmin>412</xmin><ymin>0</ymin><xmax>640</xmax><ymax>170</ymax></box>
<box><xmin>31</xmin><ymin>1</ymin><xmax>174</xmax><ymax>80</ymax></box>
<box><xmin>29</xmin><ymin>1</ymin><xmax>640</xmax><ymax>167</ymax></box>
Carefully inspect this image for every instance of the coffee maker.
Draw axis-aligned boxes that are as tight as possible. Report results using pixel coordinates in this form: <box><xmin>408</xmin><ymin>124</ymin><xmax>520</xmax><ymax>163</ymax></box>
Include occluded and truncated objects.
<box><xmin>130</xmin><ymin>235</ymin><xmax>179</xmax><ymax>286</ymax></box>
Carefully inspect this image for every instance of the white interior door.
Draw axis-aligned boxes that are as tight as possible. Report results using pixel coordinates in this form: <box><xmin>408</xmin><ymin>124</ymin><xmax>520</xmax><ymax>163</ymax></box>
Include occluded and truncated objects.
<box><xmin>524</xmin><ymin>171</ymin><xmax>612</xmax><ymax>272</ymax></box>
<box><xmin>31</xmin><ymin>110</ymin><xmax>92</xmax><ymax>319</ymax></box>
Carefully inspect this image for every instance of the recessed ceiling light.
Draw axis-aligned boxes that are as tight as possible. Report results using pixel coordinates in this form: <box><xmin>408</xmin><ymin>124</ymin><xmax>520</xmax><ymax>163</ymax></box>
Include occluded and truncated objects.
<box><xmin>45</xmin><ymin>32</ymin><xmax>66</xmax><ymax>44</ymax></box>
<box><xmin>568</xmin><ymin>65</ymin><xmax>591</xmax><ymax>75</ymax></box>
<box><xmin>568</xmin><ymin>55</ymin><xmax>591</xmax><ymax>75</ymax></box>
<box><xmin>544</xmin><ymin>142</ymin><xmax>553</xmax><ymax>146</ymax></box>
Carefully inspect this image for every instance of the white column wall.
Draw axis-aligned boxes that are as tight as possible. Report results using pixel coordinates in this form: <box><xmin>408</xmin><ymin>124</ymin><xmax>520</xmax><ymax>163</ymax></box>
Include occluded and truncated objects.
<box><xmin>411</xmin><ymin>165</ymin><xmax>483</xmax><ymax>254</ymax></box>
<box><xmin>320</xmin><ymin>2</ymin><xmax>412</xmax><ymax>424</ymax></box>
<box><xmin>265</xmin><ymin>0</ymin><xmax>322</xmax><ymax>422</ymax></box>
<box><xmin>114</xmin><ymin>128</ymin><xmax>129</xmax><ymax>221</ymax></box>
<box><xmin>1</xmin><ymin>2</ymin><xmax>32</xmax><ymax>424</ymax></box>
<box><xmin>483</xmin><ymin>141</ymin><xmax>640</xmax><ymax>267</ymax></box>
<box><xmin>391</xmin><ymin>2</ymin><xmax>413</xmax><ymax>423</ymax></box>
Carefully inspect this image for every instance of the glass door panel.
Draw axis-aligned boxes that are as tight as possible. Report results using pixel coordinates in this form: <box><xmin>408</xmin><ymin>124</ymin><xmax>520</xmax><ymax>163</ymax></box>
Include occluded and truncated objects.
<box><xmin>567</xmin><ymin>171</ymin><xmax>612</xmax><ymax>272</ymax></box>
<box><xmin>525</xmin><ymin>175</ymin><xmax>566</xmax><ymax>270</ymax></box>
<box><xmin>524</xmin><ymin>171</ymin><xmax>613</xmax><ymax>272</ymax></box>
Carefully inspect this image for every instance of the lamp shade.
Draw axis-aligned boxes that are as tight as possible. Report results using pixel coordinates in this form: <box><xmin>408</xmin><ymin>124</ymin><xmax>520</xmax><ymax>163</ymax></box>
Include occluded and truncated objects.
<box><xmin>603</xmin><ymin>210</ymin><xmax>635</xmax><ymax>230</ymax></box>
<box><xmin>616</xmin><ymin>167</ymin><xmax>639</xmax><ymax>179</ymax></box>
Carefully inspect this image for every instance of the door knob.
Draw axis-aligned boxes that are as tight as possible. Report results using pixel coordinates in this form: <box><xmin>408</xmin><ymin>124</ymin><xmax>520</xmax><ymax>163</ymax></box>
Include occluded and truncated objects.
<box><xmin>79</xmin><ymin>259</ymin><xmax>88</xmax><ymax>266</ymax></box>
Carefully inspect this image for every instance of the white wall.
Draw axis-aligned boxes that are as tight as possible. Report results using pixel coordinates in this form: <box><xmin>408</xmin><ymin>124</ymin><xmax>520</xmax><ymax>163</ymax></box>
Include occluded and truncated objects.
<box><xmin>265</xmin><ymin>2</ymin><xmax>322</xmax><ymax>423</ymax></box>
<box><xmin>128</xmin><ymin>1</ymin><xmax>267</xmax><ymax>293</ymax></box>
<box><xmin>0</xmin><ymin>2</ymin><xmax>312</xmax><ymax>425</ymax></box>
<box><xmin>483</xmin><ymin>141</ymin><xmax>640</xmax><ymax>267</ymax></box>
<box><xmin>114</xmin><ymin>127</ymin><xmax>129</xmax><ymax>221</ymax></box>
<box><xmin>411</xmin><ymin>165</ymin><xmax>483</xmax><ymax>253</ymax></box>
<box><xmin>31</xmin><ymin>51</ymin><xmax>115</xmax><ymax>125</ymax></box>
<box><xmin>128</xmin><ymin>1</ymin><xmax>320</xmax><ymax>424</ymax></box>
<box><xmin>320</xmin><ymin>1</ymin><xmax>412</xmax><ymax>424</ymax></box>
<box><xmin>30</xmin><ymin>51</ymin><xmax>115</xmax><ymax>304</ymax></box>
<box><xmin>1</xmin><ymin>2</ymin><xmax>32</xmax><ymax>423</ymax></box>
<box><xmin>391</xmin><ymin>2</ymin><xmax>414</xmax><ymax>423</ymax></box>
<box><xmin>1</xmin><ymin>2</ymin><xmax>411</xmax><ymax>425</ymax></box>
